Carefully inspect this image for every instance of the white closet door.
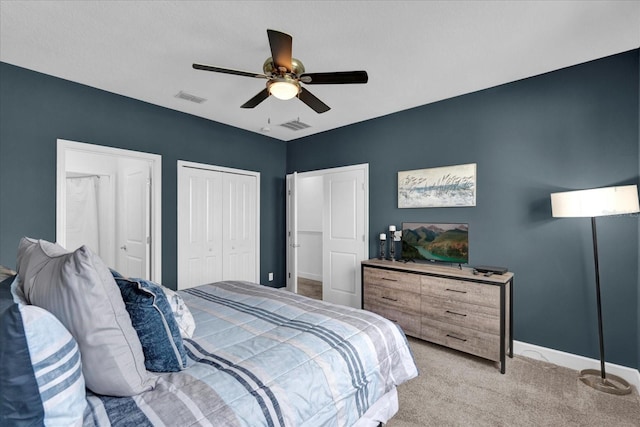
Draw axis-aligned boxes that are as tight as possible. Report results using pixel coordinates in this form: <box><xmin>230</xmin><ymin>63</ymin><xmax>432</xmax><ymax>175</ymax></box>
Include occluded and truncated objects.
<box><xmin>178</xmin><ymin>167</ymin><xmax>223</xmax><ymax>289</ymax></box>
<box><xmin>223</xmin><ymin>172</ymin><xmax>257</xmax><ymax>282</ymax></box>
<box><xmin>178</xmin><ymin>162</ymin><xmax>259</xmax><ymax>289</ymax></box>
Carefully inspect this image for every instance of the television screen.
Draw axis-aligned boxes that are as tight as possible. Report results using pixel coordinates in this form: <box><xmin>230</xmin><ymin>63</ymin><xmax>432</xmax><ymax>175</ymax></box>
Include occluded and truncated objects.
<box><xmin>401</xmin><ymin>222</ymin><xmax>469</xmax><ymax>264</ymax></box>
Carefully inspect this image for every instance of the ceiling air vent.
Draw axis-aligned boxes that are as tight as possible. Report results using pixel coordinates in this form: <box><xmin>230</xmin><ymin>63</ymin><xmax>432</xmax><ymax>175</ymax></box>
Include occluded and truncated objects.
<box><xmin>279</xmin><ymin>119</ymin><xmax>311</xmax><ymax>131</ymax></box>
<box><xmin>175</xmin><ymin>91</ymin><xmax>207</xmax><ymax>104</ymax></box>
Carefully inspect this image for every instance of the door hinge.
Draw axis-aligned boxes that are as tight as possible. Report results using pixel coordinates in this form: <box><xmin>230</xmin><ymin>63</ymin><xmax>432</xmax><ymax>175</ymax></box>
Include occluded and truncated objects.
<box><xmin>147</xmin><ymin>236</ymin><xmax>151</xmax><ymax>244</ymax></box>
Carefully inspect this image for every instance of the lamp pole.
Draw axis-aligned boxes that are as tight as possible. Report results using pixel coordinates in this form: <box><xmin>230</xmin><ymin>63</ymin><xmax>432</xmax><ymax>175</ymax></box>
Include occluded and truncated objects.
<box><xmin>590</xmin><ymin>217</ymin><xmax>606</xmax><ymax>380</ymax></box>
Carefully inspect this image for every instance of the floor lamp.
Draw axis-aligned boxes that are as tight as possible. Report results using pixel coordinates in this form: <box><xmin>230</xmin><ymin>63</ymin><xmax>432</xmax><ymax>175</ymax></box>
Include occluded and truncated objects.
<box><xmin>550</xmin><ymin>184</ymin><xmax>639</xmax><ymax>395</ymax></box>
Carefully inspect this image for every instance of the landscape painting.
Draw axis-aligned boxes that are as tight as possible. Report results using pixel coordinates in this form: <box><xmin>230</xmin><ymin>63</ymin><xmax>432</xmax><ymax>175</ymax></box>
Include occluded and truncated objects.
<box><xmin>398</xmin><ymin>163</ymin><xmax>476</xmax><ymax>208</ymax></box>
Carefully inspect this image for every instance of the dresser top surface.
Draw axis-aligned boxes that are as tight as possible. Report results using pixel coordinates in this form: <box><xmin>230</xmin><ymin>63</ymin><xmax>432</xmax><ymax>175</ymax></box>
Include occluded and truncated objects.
<box><xmin>362</xmin><ymin>258</ymin><xmax>513</xmax><ymax>284</ymax></box>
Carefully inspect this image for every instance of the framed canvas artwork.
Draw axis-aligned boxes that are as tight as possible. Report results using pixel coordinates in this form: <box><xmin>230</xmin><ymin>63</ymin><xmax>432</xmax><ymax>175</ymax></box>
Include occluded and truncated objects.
<box><xmin>398</xmin><ymin>163</ymin><xmax>477</xmax><ymax>208</ymax></box>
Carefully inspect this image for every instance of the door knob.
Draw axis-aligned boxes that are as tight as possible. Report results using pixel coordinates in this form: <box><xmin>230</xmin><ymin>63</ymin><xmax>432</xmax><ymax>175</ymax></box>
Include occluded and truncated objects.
<box><xmin>120</xmin><ymin>245</ymin><xmax>127</xmax><ymax>251</ymax></box>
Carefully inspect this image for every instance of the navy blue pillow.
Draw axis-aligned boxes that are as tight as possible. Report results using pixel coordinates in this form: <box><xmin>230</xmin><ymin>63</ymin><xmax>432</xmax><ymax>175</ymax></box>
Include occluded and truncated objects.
<box><xmin>113</xmin><ymin>276</ymin><xmax>187</xmax><ymax>372</ymax></box>
<box><xmin>0</xmin><ymin>275</ymin><xmax>45</xmax><ymax>425</ymax></box>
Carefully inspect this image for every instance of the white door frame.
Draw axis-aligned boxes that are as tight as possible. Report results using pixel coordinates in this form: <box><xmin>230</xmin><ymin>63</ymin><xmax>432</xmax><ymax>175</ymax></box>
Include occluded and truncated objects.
<box><xmin>177</xmin><ymin>160</ymin><xmax>261</xmax><ymax>285</ymax></box>
<box><xmin>286</xmin><ymin>163</ymin><xmax>369</xmax><ymax>301</ymax></box>
<box><xmin>56</xmin><ymin>139</ymin><xmax>162</xmax><ymax>282</ymax></box>
<box><xmin>286</xmin><ymin>172</ymin><xmax>298</xmax><ymax>293</ymax></box>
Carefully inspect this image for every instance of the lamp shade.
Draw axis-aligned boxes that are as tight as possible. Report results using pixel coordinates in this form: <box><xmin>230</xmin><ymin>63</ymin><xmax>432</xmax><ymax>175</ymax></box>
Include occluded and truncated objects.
<box><xmin>551</xmin><ymin>185</ymin><xmax>639</xmax><ymax>218</ymax></box>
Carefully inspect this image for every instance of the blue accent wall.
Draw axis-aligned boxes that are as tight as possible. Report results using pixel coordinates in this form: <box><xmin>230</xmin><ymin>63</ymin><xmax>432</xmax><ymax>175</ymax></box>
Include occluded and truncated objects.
<box><xmin>1</xmin><ymin>49</ymin><xmax>638</xmax><ymax>369</ymax></box>
<box><xmin>0</xmin><ymin>62</ymin><xmax>287</xmax><ymax>289</ymax></box>
<box><xmin>287</xmin><ymin>50</ymin><xmax>640</xmax><ymax>369</ymax></box>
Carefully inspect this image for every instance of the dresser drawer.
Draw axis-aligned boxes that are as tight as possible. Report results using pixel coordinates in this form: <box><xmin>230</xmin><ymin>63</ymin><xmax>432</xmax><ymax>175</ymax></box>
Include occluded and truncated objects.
<box><xmin>421</xmin><ymin>296</ymin><xmax>500</xmax><ymax>335</ymax></box>
<box><xmin>421</xmin><ymin>275</ymin><xmax>500</xmax><ymax>308</ymax></box>
<box><xmin>421</xmin><ymin>318</ymin><xmax>500</xmax><ymax>361</ymax></box>
<box><xmin>364</xmin><ymin>267</ymin><xmax>421</xmax><ymax>293</ymax></box>
<box><xmin>364</xmin><ymin>283</ymin><xmax>421</xmax><ymax>314</ymax></box>
<box><xmin>365</xmin><ymin>302</ymin><xmax>421</xmax><ymax>337</ymax></box>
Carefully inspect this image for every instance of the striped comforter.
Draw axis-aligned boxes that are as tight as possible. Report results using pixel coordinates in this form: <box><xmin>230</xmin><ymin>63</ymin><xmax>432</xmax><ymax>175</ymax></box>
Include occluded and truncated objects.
<box><xmin>83</xmin><ymin>281</ymin><xmax>418</xmax><ymax>426</ymax></box>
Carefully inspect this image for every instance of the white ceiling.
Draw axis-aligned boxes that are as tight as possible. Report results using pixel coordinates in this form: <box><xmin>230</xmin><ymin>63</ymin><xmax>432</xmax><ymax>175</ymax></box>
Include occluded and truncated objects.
<box><xmin>1</xmin><ymin>1</ymin><xmax>639</xmax><ymax>142</ymax></box>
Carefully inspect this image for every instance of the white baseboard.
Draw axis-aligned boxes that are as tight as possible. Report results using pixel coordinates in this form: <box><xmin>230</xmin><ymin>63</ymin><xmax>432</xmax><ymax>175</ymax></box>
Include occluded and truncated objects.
<box><xmin>513</xmin><ymin>341</ymin><xmax>640</xmax><ymax>392</ymax></box>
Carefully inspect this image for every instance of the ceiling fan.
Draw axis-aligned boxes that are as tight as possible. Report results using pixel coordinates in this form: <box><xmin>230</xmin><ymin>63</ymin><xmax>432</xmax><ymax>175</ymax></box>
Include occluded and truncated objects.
<box><xmin>192</xmin><ymin>29</ymin><xmax>368</xmax><ymax>113</ymax></box>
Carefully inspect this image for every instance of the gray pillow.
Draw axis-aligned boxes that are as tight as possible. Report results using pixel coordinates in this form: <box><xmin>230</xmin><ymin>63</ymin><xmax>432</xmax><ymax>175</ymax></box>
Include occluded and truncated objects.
<box><xmin>16</xmin><ymin>237</ymin><xmax>154</xmax><ymax>396</ymax></box>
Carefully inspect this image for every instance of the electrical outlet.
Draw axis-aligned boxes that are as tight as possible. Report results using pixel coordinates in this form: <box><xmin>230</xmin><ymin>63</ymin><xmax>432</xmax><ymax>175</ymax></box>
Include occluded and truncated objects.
<box><xmin>268</xmin><ymin>272</ymin><xmax>274</xmax><ymax>281</ymax></box>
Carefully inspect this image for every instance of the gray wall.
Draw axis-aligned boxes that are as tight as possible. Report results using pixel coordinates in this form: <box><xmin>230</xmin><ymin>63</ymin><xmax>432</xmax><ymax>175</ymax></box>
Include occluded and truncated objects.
<box><xmin>287</xmin><ymin>50</ymin><xmax>640</xmax><ymax>369</ymax></box>
<box><xmin>0</xmin><ymin>62</ymin><xmax>287</xmax><ymax>289</ymax></box>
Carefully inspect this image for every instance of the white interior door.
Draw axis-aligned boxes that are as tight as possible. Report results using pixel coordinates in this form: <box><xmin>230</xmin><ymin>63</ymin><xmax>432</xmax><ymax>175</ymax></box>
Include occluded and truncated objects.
<box><xmin>178</xmin><ymin>167</ymin><xmax>223</xmax><ymax>289</ymax></box>
<box><xmin>117</xmin><ymin>161</ymin><xmax>151</xmax><ymax>279</ymax></box>
<box><xmin>56</xmin><ymin>139</ymin><xmax>162</xmax><ymax>282</ymax></box>
<box><xmin>223</xmin><ymin>172</ymin><xmax>257</xmax><ymax>281</ymax></box>
<box><xmin>286</xmin><ymin>172</ymin><xmax>299</xmax><ymax>293</ymax></box>
<box><xmin>322</xmin><ymin>167</ymin><xmax>367</xmax><ymax>309</ymax></box>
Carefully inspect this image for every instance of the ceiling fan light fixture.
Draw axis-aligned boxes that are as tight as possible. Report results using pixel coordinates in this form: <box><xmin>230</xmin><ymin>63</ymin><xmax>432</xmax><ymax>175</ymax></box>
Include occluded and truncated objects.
<box><xmin>194</xmin><ymin>30</ymin><xmax>367</xmax><ymax>113</ymax></box>
<box><xmin>268</xmin><ymin>79</ymin><xmax>300</xmax><ymax>100</ymax></box>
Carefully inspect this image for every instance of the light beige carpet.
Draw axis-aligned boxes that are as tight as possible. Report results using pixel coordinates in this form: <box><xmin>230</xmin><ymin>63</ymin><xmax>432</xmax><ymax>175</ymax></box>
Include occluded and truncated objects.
<box><xmin>387</xmin><ymin>337</ymin><xmax>640</xmax><ymax>427</ymax></box>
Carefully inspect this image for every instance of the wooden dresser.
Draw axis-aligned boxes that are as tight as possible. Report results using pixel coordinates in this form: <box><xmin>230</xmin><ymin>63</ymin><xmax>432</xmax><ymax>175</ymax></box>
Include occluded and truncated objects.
<box><xmin>362</xmin><ymin>259</ymin><xmax>513</xmax><ymax>373</ymax></box>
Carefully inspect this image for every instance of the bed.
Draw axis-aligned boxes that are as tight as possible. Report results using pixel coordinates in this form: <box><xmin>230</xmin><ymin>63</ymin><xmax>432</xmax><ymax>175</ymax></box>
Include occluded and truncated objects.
<box><xmin>0</xmin><ymin>238</ymin><xmax>418</xmax><ymax>427</ymax></box>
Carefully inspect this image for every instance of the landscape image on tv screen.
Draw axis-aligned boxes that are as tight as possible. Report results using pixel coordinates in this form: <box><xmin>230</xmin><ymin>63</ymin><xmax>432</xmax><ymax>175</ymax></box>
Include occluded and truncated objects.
<box><xmin>401</xmin><ymin>222</ymin><xmax>469</xmax><ymax>264</ymax></box>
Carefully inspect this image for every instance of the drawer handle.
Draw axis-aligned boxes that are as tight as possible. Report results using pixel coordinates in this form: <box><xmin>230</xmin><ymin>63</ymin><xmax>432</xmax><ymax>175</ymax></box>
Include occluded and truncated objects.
<box><xmin>445</xmin><ymin>288</ymin><xmax>467</xmax><ymax>294</ymax></box>
<box><xmin>382</xmin><ymin>296</ymin><xmax>398</xmax><ymax>302</ymax></box>
<box><xmin>446</xmin><ymin>334</ymin><xmax>467</xmax><ymax>342</ymax></box>
<box><xmin>445</xmin><ymin>310</ymin><xmax>467</xmax><ymax>317</ymax></box>
<box><xmin>381</xmin><ymin>277</ymin><xmax>398</xmax><ymax>282</ymax></box>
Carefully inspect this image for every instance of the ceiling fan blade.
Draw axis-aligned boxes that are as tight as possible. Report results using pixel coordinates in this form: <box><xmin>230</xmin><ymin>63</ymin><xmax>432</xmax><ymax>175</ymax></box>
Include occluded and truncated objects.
<box><xmin>240</xmin><ymin>88</ymin><xmax>270</xmax><ymax>109</ymax></box>
<box><xmin>298</xmin><ymin>88</ymin><xmax>330</xmax><ymax>113</ymax></box>
<box><xmin>300</xmin><ymin>71</ymin><xmax>368</xmax><ymax>84</ymax></box>
<box><xmin>193</xmin><ymin>63</ymin><xmax>268</xmax><ymax>79</ymax></box>
<box><xmin>267</xmin><ymin>29</ymin><xmax>293</xmax><ymax>72</ymax></box>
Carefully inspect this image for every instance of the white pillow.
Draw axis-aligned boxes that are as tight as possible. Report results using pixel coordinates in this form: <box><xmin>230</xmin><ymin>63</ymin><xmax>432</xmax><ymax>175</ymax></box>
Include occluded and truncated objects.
<box><xmin>16</xmin><ymin>237</ymin><xmax>154</xmax><ymax>396</ymax></box>
<box><xmin>20</xmin><ymin>304</ymin><xmax>86</xmax><ymax>426</ymax></box>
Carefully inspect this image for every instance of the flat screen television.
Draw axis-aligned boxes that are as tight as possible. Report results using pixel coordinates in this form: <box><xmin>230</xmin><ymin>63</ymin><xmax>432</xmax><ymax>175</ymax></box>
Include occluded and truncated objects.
<box><xmin>401</xmin><ymin>222</ymin><xmax>469</xmax><ymax>264</ymax></box>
